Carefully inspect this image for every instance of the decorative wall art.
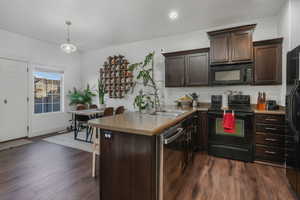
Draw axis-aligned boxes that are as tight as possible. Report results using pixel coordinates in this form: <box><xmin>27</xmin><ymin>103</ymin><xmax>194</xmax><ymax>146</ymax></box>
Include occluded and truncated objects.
<box><xmin>99</xmin><ymin>55</ymin><xmax>135</xmax><ymax>98</ymax></box>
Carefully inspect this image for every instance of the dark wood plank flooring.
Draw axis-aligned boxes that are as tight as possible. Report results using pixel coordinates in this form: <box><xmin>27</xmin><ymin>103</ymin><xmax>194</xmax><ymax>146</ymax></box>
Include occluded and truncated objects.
<box><xmin>178</xmin><ymin>153</ymin><xmax>297</xmax><ymax>200</ymax></box>
<box><xmin>0</xmin><ymin>141</ymin><xmax>99</xmax><ymax>200</ymax></box>
<box><xmin>0</xmin><ymin>140</ymin><xmax>296</xmax><ymax>200</ymax></box>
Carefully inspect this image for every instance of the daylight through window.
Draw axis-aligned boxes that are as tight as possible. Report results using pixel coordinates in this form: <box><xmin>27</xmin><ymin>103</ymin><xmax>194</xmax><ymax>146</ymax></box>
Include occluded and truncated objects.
<box><xmin>33</xmin><ymin>71</ymin><xmax>63</xmax><ymax>114</ymax></box>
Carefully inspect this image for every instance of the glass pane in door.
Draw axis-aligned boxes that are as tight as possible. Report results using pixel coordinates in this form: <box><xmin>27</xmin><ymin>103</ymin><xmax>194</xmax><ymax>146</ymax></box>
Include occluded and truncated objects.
<box><xmin>215</xmin><ymin>118</ymin><xmax>244</xmax><ymax>137</ymax></box>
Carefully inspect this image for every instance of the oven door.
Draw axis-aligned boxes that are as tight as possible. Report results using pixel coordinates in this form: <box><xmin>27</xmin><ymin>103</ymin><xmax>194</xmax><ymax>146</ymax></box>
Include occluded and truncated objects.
<box><xmin>208</xmin><ymin>111</ymin><xmax>254</xmax><ymax>145</ymax></box>
<box><xmin>210</xmin><ymin>64</ymin><xmax>252</xmax><ymax>85</ymax></box>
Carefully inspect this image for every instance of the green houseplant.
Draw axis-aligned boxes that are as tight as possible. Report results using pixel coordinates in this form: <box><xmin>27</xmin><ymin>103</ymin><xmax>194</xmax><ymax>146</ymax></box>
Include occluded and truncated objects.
<box><xmin>96</xmin><ymin>78</ymin><xmax>107</xmax><ymax>108</ymax></box>
<box><xmin>68</xmin><ymin>84</ymin><xmax>96</xmax><ymax>107</ymax></box>
<box><xmin>128</xmin><ymin>51</ymin><xmax>160</xmax><ymax>113</ymax></box>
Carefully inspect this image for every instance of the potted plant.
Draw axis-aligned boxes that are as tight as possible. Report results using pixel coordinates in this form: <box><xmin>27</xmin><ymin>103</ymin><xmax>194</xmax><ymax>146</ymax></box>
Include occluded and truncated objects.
<box><xmin>68</xmin><ymin>84</ymin><xmax>96</xmax><ymax>109</ymax></box>
<box><xmin>129</xmin><ymin>51</ymin><xmax>160</xmax><ymax>113</ymax></box>
<box><xmin>189</xmin><ymin>93</ymin><xmax>199</xmax><ymax>107</ymax></box>
<box><xmin>97</xmin><ymin>79</ymin><xmax>107</xmax><ymax>109</ymax></box>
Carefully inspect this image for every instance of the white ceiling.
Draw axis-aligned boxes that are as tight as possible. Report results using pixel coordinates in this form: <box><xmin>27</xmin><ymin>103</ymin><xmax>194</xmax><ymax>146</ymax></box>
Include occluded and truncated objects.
<box><xmin>0</xmin><ymin>0</ymin><xmax>287</xmax><ymax>52</ymax></box>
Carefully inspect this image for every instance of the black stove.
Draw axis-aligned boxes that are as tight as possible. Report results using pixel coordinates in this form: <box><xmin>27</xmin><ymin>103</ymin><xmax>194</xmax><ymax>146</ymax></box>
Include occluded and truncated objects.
<box><xmin>209</xmin><ymin>95</ymin><xmax>252</xmax><ymax>113</ymax></box>
<box><xmin>208</xmin><ymin>94</ymin><xmax>254</xmax><ymax>162</ymax></box>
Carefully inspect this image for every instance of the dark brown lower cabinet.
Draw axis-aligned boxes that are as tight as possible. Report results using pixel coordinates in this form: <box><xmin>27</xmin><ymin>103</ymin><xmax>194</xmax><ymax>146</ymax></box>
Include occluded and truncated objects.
<box><xmin>255</xmin><ymin>113</ymin><xmax>286</xmax><ymax>165</ymax></box>
<box><xmin>197</xmin><ymin>111</ymin><xmax>208</xmax><ymax>151</ymax></box>
<box><xmin>100</xmin><ymin>130</ymin><xmax>157</xmax><ymax>200</ymax></box>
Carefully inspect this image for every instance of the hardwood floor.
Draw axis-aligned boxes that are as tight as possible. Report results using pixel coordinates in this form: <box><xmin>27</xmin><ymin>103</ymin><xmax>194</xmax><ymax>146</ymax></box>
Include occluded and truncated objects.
<box><xmin>0</xmin><ymin>140</ymin><xmax>296</xmax><ymax>200</ymax></box>
<box><xmin>0</xmin><ymin>141</ymin><xmax>99</xmax><ymax>200</ymax></box>
<box><xmin>178</xmin><ymin>153</ymin><xmax>297</xmax><ymax>200</ymax></box>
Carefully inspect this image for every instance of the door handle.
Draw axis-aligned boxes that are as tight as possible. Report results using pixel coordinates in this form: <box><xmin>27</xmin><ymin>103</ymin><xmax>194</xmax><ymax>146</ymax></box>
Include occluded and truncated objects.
<box><xmin>4</xmin><ymin>99</ymin><xmax>7</xmax><ymax>104</ymax></box>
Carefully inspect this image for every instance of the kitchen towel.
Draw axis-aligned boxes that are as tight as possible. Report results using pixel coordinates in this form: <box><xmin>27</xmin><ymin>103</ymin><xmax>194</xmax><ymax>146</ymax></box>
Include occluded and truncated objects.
<box><xmin>223</xmin><ymin>111</ymin><xmax>235</xmax><ymax>133</ymax></box>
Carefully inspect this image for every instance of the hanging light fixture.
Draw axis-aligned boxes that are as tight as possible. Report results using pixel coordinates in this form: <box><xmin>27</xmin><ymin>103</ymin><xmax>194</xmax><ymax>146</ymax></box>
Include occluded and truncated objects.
<box><xmin>60</xmin><ymin>21</ymin><xmax>77</xmax><ymax>54</ymax></box>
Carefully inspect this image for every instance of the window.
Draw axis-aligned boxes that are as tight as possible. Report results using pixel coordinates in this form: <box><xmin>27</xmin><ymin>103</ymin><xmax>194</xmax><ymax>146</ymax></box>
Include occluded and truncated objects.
<box><xmin>33</xmin><ymin>71</ymin><xmax>63</xmax><ymax>114</ymax></box>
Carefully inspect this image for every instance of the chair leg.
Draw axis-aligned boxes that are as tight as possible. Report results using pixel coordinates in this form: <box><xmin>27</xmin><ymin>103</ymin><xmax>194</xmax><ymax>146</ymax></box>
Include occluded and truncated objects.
<box><xmin>89</xmin><ymin>128</ymin><xmax>94</xmax><ymax>143</ymax></box>
<box><xmin>92</xmin><ymin>152</ymin><xmax>96</xmax><ymax>178</ymax></box>
<box><xmin>86</xmin><ymin>127</ymin><xmax>90</xmax><ymax>142</ymax></box>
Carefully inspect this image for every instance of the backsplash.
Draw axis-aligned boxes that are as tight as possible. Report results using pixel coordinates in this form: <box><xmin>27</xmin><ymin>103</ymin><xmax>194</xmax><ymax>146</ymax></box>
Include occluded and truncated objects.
<box><xmin>163</xmin><ymin>85</ymin><xmax>282</xmax><ymax>106</ymax></box>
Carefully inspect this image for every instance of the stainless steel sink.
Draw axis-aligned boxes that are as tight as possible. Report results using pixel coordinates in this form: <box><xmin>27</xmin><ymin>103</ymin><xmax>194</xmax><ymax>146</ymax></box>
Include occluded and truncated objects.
<box><xmin>150</xmin><ymin>110</ymin><xmax>186</xmax><ymax>118</ymax></box>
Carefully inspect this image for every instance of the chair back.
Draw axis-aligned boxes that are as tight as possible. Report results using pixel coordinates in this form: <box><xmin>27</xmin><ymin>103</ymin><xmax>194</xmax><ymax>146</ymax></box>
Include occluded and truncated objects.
<box><xmin>89</xmin><ymin>104</ymin><xmax>98</xmax><ymax>109</ymax></box>
<box><xmin>76</xmin><ymin>104</ymin><xmax>87</xmax><ymax>110</ymax></box>
<box><xmin>115</xmin><ymin>106</ymin><xmax>125</xmax><ymax>115</ymax></box>
<box><xmin>103</xmin><ymin>107</ymin><xmax>114</xmax><ymax>117</ymax></box>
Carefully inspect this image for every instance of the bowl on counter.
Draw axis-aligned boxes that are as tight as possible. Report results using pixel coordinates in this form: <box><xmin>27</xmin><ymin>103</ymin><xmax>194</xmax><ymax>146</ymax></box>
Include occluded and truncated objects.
<box><xmin>175</xmin><ymin>100</ymin><xmax>192</xmax><ymax>109</ymax></box>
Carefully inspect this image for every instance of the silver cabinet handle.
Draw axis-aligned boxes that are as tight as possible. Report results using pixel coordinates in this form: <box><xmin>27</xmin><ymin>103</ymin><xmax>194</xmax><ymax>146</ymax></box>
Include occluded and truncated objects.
<box><xmin>265</xmin><ymin>138</ymin><xmax>277</xmax><ymax>142</ymax></box>
<box><xmin>265</xmin><ymin>127</ymin><xmax>277</xmax><ymax>131</ymax></box>
<box><xmin>265</xmin><ymin>150</ymin><xmax>276</xmax><ymax>155</ymax></box>
<box><xmin>104</xmin><ymin>133</ymin><xmax>112</xmax><ymax>139</ymax></box>
<box><xmin>164</xmin><ymin>128</ymin><xmax>184</xmax><ymax>145</ymax></box>
<box><xmin>265</xmin><ymin>118</ymin><xmax>278</xmax><ymax>121</ymax></box>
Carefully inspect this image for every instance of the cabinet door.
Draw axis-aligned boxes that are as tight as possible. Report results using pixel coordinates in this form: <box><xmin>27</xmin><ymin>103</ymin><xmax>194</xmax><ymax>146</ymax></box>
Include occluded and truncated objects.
<box><xmin>199</xmin><ymin>112</ymin><xmax>208</xmax><ymax>151</ymax></box>
<box><xmin>254</xmin><ymin>44</ymin><xmax>282</xmax><ymax>85</ymax></box>
<box><xmin>210</xmin><ymin>33</ymin><xmax>230</xmax><ymax>64</ymax></box>
<box><xmin>100</xmin><ymin>131</ymin><xmax>156</xmax><ymax>200</ymax></box>
<box><xmin>231</xmin><ymin>30</ymin><xmax>253</xmax><ymax>62</ymax></box>
<box><xmin>165</xmin><ymin>55</ymin><xmax>185</xmax><ymax>87</ymax></box>
<box><xmin>185</xmin><ymin>52</ymin><xmax>209</xmax><ymax>86</ymax></box>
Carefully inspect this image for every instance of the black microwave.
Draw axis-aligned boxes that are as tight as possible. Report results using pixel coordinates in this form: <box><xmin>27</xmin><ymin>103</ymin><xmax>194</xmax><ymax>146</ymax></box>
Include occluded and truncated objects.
<box><xmin>210</xmin><ymin>64</ymin><xmax>253</xmax><ymax>85</ymax></box>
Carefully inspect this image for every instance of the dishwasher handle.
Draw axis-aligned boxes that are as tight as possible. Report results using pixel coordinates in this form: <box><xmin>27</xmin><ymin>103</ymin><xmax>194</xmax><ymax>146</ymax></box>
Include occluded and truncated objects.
<box><xmin>164</xmin><ymin>128</ymin><xmax>184</xmax><ymax>145</ymax></box>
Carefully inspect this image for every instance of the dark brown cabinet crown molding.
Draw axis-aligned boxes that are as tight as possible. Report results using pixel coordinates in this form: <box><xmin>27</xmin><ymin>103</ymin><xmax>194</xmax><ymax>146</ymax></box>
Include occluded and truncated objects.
<box><xmin>253</xmin><ymin>37</ymin><xmax>284</xmax><ymax>46</ymax></box>
<box><xmin>207</xmin><ymin>24</ymin><xmax>257</xmax><ymax>36</ymax></box>
<box><xmin>162</xmin><ymin>48</ymin><xmax>210</xmax><ymax>57</ymax></box>
<box><xmin>253</xmin><ymin>38</ymin><xmax>283</xmax><ymax>85</ymax></box>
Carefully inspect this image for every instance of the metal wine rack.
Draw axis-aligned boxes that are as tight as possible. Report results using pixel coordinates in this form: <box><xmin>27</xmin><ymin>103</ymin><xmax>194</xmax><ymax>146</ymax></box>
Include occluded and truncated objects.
<box><xmin>99</xmin><ymin>55</ymin><xmax>134</xmax><ymax>98</ymax></box>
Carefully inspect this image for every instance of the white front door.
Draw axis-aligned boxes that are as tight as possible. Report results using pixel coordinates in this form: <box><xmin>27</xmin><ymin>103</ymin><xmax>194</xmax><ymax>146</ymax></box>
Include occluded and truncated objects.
<box><xmin>0</xmin><ymin>58</ymin><xmax>28</xmax><ymax>142</ymax></box>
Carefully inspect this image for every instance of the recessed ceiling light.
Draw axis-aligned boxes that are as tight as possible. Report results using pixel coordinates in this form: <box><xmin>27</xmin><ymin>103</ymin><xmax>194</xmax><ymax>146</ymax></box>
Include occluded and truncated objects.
<box><xmin>169</xmin><ymin>11</ymin><xmax>178</xmax><ymax>20</ymax></box>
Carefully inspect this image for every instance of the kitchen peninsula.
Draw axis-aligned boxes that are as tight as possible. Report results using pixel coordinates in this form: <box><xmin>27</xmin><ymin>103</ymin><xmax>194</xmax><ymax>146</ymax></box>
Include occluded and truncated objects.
<box><xmin>88</xmin><ymin>104</ymin><xmax>285</xmax><ymax>200</ymax></box>
<box><xmin>88</xmin><ymin>107</ymin><xmax>203</xmax><ymax>200</ymax></box>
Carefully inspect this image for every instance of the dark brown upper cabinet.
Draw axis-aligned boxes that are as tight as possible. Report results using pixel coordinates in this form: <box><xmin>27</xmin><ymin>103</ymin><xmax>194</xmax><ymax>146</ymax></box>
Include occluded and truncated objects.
<box><xmin>210</xmin><ymin>33</ymin><xmax>230</xmax><ymax>64</ymax></box>
<box><xmin>163</xmin><ymin>48</ymin><xmax>209</xmax><ymax>87</ymax></box>
<box><xmin>208</xmin><ymin>24</ymin><xmax>256</xmax><ymax>65</ymax></box>
<box><xmin>253</xmin><ymin>38</ymin><xmax>283</xmax><ymax>85</ymax></box>
<box><xmin>165</xmin><ymin>55</ymin><xmax>185</xmax><ymax>87</ymax></box>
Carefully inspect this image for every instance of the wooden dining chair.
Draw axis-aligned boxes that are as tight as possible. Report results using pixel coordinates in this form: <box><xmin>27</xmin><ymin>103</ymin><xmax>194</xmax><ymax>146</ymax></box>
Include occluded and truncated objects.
<box><xmin>103</xmin><ymin>107</ymin><xmax>114</xmax><ymax>117</ymax></box>
<box><xmin>89</xmin><ymin>104</ymin><xmax>98</xmax><ymax>109</ymax></box>
<box><xmin>92</xmin><ymin>128</ymin><xmax>100</xmax><ymax>178</ymax></box>
<box><xmin>92</xmin><ymin>107</ymin><xmax>114</xmax><ymax>177</ymax></box>
<box><xmin>115</xmin><ymin>106</ymin><xmax>125</xmax><ymax>115</ymax></box>
<box><xmin>76</xmin><ymin>104</ymin><xmax>87</xmax><ymax>110</ymax></box>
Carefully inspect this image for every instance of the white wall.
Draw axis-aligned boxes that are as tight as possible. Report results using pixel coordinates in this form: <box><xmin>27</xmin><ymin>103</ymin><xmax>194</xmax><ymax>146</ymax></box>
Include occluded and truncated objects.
<box><xmin>278</xmin><ymin>0</ymin><xmax>292</xmax><ymax>105</ymax></box>
<box><xmin>291</xmin><ymin>0</ymin><xmax>300</xmax><ymax>49</ymax></box>
<box><xmin>277</xmin><ymin>0</ymin><xmax>300</xmax><ymax>105</ymax></box>
<box><xmin>81</xmin><ymin>16</ymin><xmax>283</xmax><ymax>111</ymax></box>
<box><xmin>0</xmin><ymin>28</ymin><xmax>81</xmax><ymax>137</ymax></box>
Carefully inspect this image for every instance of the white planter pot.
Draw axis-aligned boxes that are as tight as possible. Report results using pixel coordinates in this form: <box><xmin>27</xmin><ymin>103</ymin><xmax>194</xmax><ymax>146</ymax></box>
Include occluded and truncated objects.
<box><xmin>99</xmin><ymin>103</ymin><xmax>106</xmax><ymax>109</ymax></box>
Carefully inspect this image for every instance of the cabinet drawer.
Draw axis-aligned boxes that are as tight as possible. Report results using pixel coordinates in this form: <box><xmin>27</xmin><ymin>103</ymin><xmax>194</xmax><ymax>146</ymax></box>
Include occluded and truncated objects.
<box><xmin>255</xmin><ymin>132</ymin><xmax>284</xmax><ymax>147</ymax></box>
<box><xmin>255</xmin><ymin>145</ymin><xmax>284</xmax><ymax>163</ymax></box>
<box><xmin>256</xmin><ymin>124</ymin><xmax>285</xmax><ymax>135</ymax></box>
<box><xmin>255</xmin><ymin>114</ymin><xmax>285</xmax><ymax>125</ymax></box>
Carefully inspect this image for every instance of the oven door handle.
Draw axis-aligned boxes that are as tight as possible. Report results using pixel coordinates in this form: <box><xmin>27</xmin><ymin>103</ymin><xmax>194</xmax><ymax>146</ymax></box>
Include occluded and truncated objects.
<box><xmin>164</xmin><ymin>128</ymin><xmax>184</xmax><ymax>145</ymax></box>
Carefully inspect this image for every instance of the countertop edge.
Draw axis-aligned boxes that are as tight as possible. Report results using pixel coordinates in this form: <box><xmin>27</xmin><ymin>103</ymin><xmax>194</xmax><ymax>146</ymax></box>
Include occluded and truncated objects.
<box><xmin>88</xmin><ymin>109</ymin><xmax>198</xmax><ymax>136</ymax></box>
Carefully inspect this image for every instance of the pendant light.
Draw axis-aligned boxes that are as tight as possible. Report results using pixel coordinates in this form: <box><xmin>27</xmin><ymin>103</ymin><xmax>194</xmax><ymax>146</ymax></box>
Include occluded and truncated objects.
<box><xmin>60</xmin><ymin>21</ymin><xmax>77</xmax><ymax>54</ymax></box>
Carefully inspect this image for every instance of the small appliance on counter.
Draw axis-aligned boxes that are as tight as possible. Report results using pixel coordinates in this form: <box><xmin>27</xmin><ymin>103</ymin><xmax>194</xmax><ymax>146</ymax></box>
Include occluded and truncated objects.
<box><xmin>211</xmin><ymin>95</ymin><xmax>222</xmax><ymax>109</ymax></box>
<box><xmin>266</xmin><ymin>100</ymin><xmax>279</xmax><ymax>110</ymax></box>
